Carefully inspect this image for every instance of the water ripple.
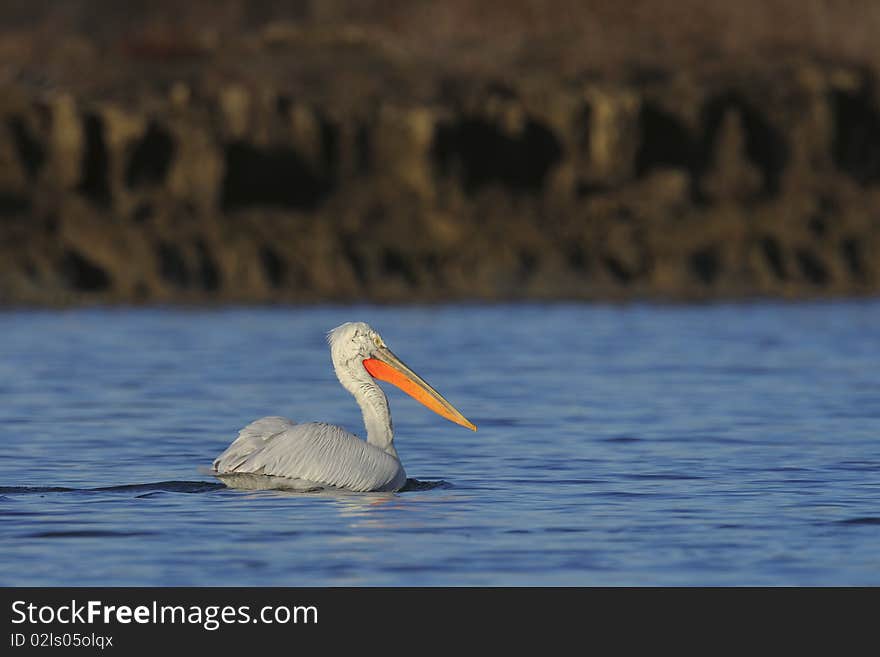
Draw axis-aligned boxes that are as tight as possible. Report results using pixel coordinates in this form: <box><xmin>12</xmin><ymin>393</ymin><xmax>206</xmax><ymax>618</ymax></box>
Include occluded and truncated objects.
<box><xmin>1</xmin><ymin>479</ymin><xmax>449</xmax><ymax>496</ymax></box>
<box><xmin>836</xmin><ymin>517</ymin><xmax>880</xmax><ymax>526</ymax></box>
<box><xmin>0</xmin><ymin>481</ymin><xmax>225</xmax><ymax>495</ymax></box>
<box><xmin>23</xmin><ymin>530</ymin><xmax>156</xmax><ymax>539</ymax></box>
<box><xmin>401</xmin><ymin>478</ymin><xmax>453</xmax><ymax>491</ymax></box>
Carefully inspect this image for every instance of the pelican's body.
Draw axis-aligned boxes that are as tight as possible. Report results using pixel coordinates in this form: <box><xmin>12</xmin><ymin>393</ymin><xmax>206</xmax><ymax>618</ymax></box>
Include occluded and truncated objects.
<box><xmin>213</xmin><ymin>322</ymin><xmax>475</xmax><ymax>492</ymax></box>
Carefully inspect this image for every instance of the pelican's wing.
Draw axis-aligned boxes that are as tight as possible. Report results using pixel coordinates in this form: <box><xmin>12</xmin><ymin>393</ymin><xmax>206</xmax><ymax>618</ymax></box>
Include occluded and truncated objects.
<box><xmin>213</xmin><ymin>421</ymin><xmax>404</xmax><ymax>492</ymax></box>
<box><xmin>212</xmin><ymin>416</ymin><xmax>297</xmax><ymax>472</ymax></box>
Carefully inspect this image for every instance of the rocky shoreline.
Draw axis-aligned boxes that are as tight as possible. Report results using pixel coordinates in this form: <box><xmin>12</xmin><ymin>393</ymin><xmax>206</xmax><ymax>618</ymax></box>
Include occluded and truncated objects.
<box><xmin>1</xmin><ymin>20</ymin><xmax>879</xmax><ymax>304</ymax></box>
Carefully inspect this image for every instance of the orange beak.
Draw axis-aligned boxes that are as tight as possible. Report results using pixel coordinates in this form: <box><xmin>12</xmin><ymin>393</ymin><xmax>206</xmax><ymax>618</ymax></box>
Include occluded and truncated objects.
<box><xmin>363</xmin><ymin>346</ymin><xmax>477</xmax><ymax>431</ymax></box>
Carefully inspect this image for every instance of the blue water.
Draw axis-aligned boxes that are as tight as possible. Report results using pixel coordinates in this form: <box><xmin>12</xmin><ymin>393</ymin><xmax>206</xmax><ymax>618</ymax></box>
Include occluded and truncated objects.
<box><xmin>0</xmin><ymin>302</ymin><xmax>878</xmax><ymax>585</ymax></box>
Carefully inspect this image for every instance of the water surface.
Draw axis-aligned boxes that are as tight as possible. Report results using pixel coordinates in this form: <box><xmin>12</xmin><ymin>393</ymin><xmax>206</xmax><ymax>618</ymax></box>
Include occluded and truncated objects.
<box><xmin>1</xmin><ymin>302</ymin><xmax>878</xmax><ymax>585</ymax></box>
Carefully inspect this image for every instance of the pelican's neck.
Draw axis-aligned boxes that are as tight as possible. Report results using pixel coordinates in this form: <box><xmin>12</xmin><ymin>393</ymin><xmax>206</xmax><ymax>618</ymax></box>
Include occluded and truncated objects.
<box><xmin>335</xmin><ymin>359</ymin><xmax>397</xmax><ymax>457</ymax></box>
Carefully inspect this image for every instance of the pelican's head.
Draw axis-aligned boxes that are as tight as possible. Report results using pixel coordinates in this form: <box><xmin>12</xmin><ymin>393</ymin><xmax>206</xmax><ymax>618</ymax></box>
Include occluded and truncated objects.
<box><xmin>328</xmin><ymin>322</ymin><xmax>477</xmax><ymax>431</ymax></box>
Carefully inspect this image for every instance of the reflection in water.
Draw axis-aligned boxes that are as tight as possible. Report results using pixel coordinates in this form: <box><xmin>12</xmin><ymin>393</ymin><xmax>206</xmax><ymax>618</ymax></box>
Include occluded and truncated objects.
<box><xmin>325</xmin><ymin>488</ymin><xmax>470</xmax><ymax>543</ymax></box>
<box><xmin>239</xmin><ymin>479</ymin><xmax>462</xmax><ymax>532</ymax></box>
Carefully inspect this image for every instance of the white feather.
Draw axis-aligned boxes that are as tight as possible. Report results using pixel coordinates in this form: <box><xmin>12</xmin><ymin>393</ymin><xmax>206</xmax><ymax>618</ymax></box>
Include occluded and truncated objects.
<box><xmin>214</xmin><ymin>420</ymin><xmax>405</xmax><ymax>492</ymax></box>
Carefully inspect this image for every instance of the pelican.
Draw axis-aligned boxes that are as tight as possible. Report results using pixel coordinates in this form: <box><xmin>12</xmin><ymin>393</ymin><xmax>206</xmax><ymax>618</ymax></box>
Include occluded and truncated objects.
<box><xmin>212</xmin><ymin>322</ymin><xmax>476</xmax><ymax>492</ymax></box>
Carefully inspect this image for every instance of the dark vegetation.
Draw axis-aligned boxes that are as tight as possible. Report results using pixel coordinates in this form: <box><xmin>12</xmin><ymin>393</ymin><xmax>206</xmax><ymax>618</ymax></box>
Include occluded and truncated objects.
<box><xmin>0</xmin><ymin>1</ymin><xmax>878</xmax><ymax>303</ymax></box>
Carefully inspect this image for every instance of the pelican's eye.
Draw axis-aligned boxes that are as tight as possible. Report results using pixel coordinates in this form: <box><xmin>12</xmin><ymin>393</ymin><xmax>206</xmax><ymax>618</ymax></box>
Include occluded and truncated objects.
<box><xmin>372</xmin><ymin>334</ymin><xmax>384</xmax><ymax>348</ymax></box>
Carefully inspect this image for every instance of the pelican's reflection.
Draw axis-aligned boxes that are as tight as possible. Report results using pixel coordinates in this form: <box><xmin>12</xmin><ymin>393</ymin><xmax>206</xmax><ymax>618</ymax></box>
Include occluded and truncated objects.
<box><xmin>324</xmin><ymin>480</ymin><xmax>463</xmax><ymax>532</ymax></box>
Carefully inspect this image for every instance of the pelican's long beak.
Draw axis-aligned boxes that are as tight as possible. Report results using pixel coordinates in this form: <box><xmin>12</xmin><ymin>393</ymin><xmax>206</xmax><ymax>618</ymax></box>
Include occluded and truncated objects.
<box><xmin>363</xmin><ymin>346</ymin><xmax>477</xmax><ymax>431</ymax></box>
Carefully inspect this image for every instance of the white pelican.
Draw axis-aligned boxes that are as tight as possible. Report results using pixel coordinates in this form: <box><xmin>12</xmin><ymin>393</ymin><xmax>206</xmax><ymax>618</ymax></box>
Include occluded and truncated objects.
<box><xmin>212</xmin><ymin>322</ymin><xmax>476</xmax><ymax>492</ymax></box>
